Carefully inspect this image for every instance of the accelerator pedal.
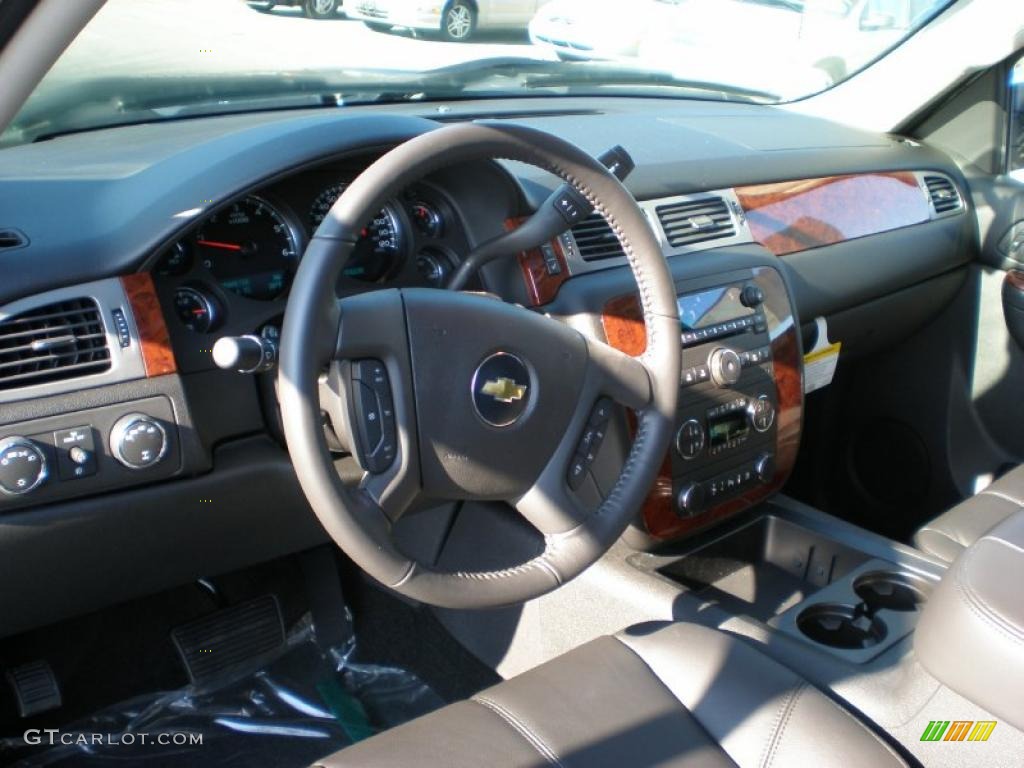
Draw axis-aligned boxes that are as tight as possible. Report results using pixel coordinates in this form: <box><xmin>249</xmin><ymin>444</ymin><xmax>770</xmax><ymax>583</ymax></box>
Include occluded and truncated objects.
<box><xmin>6</xmin><ymin>660</ymin><xmax>61</xmax><ymax>718</ymax></box>
<box><xmin>171</xmin><ymin>595</ymin><xmax>285</xmax><ymax>688</ymax></box>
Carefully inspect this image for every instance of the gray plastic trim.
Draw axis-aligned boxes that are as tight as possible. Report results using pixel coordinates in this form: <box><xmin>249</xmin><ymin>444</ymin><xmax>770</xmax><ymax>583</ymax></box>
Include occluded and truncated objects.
<box><xmin>559</xmin><ymin>188</ymin><xmax>754</xmax><ymax>276</ymax></box>
<box><xmin>0</xmin><ymin>277</ymin><xmax>147</xmax><ymax>404</ymax></box>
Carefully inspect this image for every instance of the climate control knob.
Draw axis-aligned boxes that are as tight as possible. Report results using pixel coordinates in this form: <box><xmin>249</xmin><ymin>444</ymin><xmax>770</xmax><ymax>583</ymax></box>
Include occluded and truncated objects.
<box><xmin>708</xmin><ymin>347</ymin><xmax>742</xmax><ymax>387</ymax></box>
<box><xmin>675</xmin><ymin>419</ymin><xmax>706</xmax><ymax>460</ymax></box>
<box><xmin>110</xmin><ymin>414</ymin><xmax>168</xmax><ymax>470</ymax></box>
<box><xmin>677</xmin><ymin>482</ymin><xmax>705</xmax><ymax>517</ymax></box>
<box><xmin>0</xmin><ymin>437</ymin><xmax>47</xmax><ymax>495</ymax></box>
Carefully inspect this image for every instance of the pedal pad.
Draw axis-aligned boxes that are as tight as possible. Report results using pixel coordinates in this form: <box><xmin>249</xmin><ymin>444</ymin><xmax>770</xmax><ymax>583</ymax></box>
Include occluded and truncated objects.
<box><xmin>6</xmin><ymin>660</ymin><xmax>61</xmax><ymax>718</ymax></box>
<box><xmin>171</xmin><ymin>595</ymin><xmax>286</xmax><ymax>688</ymax></box>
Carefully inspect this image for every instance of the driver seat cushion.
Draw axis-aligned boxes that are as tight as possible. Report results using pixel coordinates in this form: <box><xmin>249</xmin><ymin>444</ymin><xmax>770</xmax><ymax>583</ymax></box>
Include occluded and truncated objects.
<box><xmin>913</xmin><ymin>464</ymin><xmax>1024</xmax><ymax>563</ymax></box>
<box><xmin>312</xmin><ymin>622</ymin><xmax>905</xmax><ymax>768</ymax></box>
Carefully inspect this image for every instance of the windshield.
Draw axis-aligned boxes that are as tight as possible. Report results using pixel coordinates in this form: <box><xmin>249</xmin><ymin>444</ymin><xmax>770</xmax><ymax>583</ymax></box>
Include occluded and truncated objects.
<box><xmin>2</xmin><ymin>0</ymin><xmax>953</xmax><ymax>146</ymax></box>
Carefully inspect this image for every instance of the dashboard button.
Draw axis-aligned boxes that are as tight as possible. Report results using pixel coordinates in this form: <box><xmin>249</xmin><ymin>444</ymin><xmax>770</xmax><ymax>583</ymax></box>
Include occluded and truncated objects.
<box><xmin>54</xmin><ymin>426</ymin><xmax>97</xmax><ymax>480</ymax></box>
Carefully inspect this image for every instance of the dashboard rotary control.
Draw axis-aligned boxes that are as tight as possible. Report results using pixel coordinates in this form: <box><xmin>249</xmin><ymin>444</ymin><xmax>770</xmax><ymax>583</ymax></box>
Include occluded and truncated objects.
<box><xmin>755</xmin><ymin>454</ymin><xmax>776</xmax><ymax>484</ymax></box>
<box><xmin>748</xmin><ymin>395</ymin><xmax>776</xmax><ymax>433</ymax></box>
<box><xmin>110</xmin><ymin>414</ymin><xmax>169</xmax><ymax>470</ymax></box>
<box><xmin>676</xmin><ymin>482</ymin><xmax>705</xmax><ymax>517</ymax></box>
<box><xmin>708</xmin><ymin>347</ymin><xmax>742</xmax><ymax>387</ymax></box>
<box><xmin>740</xmin><ymin>283</ymin><xmax>765</xmax><ymax>308</ymax></box>
<box><xmin>675</xmin><ymin>418</ymin><xmax>705</xmax><ymax>460</ymax></box>
<box><xmin>0</xmin><ymin>437</ymin><xmax>47</xmax><ymax>495</ymax></box>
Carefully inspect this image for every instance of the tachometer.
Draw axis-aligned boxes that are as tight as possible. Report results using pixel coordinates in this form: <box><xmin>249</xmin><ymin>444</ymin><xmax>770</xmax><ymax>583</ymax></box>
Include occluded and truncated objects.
<box><xmin>310</xmin><ymin>183</ymin><xmax>405</xmax><ymax>283</ymax></box>
<box><xmin>194</xmin><ymin>196</ymin><xmax>301</xmax><ymax>301</ymax></box>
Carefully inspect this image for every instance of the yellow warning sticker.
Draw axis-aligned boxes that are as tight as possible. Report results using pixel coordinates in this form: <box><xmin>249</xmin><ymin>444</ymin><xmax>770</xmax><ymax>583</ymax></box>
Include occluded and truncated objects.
<box><xmin>803</xmin><ymin>317</ymin><xmax>841</xmax><ymax>393</ymax></box>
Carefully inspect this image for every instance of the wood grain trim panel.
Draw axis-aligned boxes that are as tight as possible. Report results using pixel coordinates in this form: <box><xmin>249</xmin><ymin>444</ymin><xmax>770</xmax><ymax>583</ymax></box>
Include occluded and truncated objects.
<box><xmin>511</xmin><ymin>218</ymin><xmax>569</xmax><ymax>306</ymax></box>
<box><xmin>641</xmin><ymin>323</ymin><xmax>802</xmax><ymax>540</ymax></box>
<box><xmin>735</xmin><ymin>172</ymin><xmax>930</xmax><ymax>257</ymax></box>
<box><xmin>121</xmin><ymin>273</ymin><xmax>177</xmax><ymax>378</ymax></box>
<box><xmin>604</xmin><ymin>287</ymin><xmax>802</xmax><ymax>541</ymax></box>
<box><xmin>1007</xmin><ymin>270</ymin><xmax>1024</xmax><ymax>292</ymax></box>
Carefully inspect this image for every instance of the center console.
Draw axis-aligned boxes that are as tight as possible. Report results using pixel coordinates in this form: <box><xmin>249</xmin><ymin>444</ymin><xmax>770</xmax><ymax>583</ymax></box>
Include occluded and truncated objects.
<box><xmin>603</xmin><ymin>264</ymin><xmax>803</xmax><ymax>542</ymax></box>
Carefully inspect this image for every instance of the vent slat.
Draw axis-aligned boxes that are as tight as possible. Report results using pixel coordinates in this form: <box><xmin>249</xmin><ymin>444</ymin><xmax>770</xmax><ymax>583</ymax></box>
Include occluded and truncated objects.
<box><xmin>923</xmin><ymin>175</ymin><xmax>963</xmax><ymax>215</ymax></box>
<box><xmin>655</xmin><ymin>195</ymin><xmax>736</xmax><ymax>248</ymax></box>
<box><xmin>0</xmin><ymin>298</ymin><xmax>112</xmax><ymax>391</ymax></box>
<box><xmin>570</xmin><ymin>214</ymin><xmax>625</xmax><ymax>261</ymax></box>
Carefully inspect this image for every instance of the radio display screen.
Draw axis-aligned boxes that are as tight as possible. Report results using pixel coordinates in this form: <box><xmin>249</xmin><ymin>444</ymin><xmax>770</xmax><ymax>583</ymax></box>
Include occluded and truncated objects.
<box><xmin>708</xmin><ymin>412</ymin><xmax>749</xmax><ymax>448</ymax></box>
<box><xmin>677</xmin><ymin>286</ymin><xmax>753</xmax><ymax>330</ymax></box>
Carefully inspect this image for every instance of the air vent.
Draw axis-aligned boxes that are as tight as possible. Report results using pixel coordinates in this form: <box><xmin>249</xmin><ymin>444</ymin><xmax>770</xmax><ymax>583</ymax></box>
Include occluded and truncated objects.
<box><xmin>0</xmin><ymin>298</ymin><xmax>111</xmax><ymax>391</ymax></box>
<box><xmin>923</xmin><ymin>175</ymin><xmax>963</xmax><ymax>215</ymax></box>
<box><xmin>570</xmin><ymin>213</ymin><xmax>625</xmax><ymax>261</ymax></box>
<box><xmin>656</xmin><ymin>196</ymin><xmax>736</xmax><ymax>248</ymax></box>
<box><xmin>0</xmin><ymin>228</ymin><xmax>28</xmax><ymax>251</ymax></box>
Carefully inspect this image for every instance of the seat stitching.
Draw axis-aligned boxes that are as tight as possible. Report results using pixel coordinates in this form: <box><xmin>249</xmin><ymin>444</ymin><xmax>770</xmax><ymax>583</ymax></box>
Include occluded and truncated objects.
<box><xmin>761</xmin><ymin>681</ymin><xmax>807</xmax><ymax>768</ymax></box>
<box><xmin>806</xmin><ymin>686</ymin><xmax>907</xmax><ymax>765</ymax></box>
<box><xmin>982</xmin><ymin>489</ymin><xmax>1024</xmax><ymax>507</ymax></box>
<box><xmin>472</xmin><ymin>696</ymin><xmax>566</xmax><ymax>768</ymax></box>
<box><xmin>954</xmin><ymin>549</ymin><xmax>1024</xmax><ymax>642</ymax></box>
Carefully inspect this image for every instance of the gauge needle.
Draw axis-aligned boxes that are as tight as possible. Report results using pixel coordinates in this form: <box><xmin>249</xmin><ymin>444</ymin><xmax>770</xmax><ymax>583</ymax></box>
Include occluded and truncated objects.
<box><xmin>196</xmin><ymin>239</ymin><xmax>242</xmax><ymax>251</ymax></box>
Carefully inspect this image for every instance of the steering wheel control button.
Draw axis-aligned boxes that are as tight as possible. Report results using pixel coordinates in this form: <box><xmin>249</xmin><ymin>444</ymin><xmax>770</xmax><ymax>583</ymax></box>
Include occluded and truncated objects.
<box><xmin>110</xmin><ymin>414</ymin><xmax>169</xmax><ymax>470</ymax></box>
<box><xmin>0</xmin><ymin>437</ymin><xmax>48</xmax><ymax>495</ymax></box>
<box><xmin>54</xmin><ymin>426</ymin><xmax>97</xmax><ymax>480</ymax></box>
<box><xmin>471</xmin><ymin>353</ymin><xmax>531</xmax><ymax>428</ymax></box>
<box><xmin>567</xmin><ymin>400</ymin><xmax>616</xmax><ymax>491</ymax></box>
<box><xmin>589</xmin><ymin>398</ymin><xmax>614</xmax><ymax>426</ymax></box>
<box><xmin>749</xmin><ymin>395</ymin><xmax>776</xmax><ymax>433</ymax></box>
<box><xmin>352</xmin><ymin>359</ymin><xmax>397</xmax><ymax>474</ymax></box>
<box><xmin>708</xmin><ymin>347</ymin><xmax>743</xmax><ymax>387</ymax></box>
<box><xmin>676</xmin><ymin>419</ymin><xmax>706</xmax><ymax>460</ymax></box>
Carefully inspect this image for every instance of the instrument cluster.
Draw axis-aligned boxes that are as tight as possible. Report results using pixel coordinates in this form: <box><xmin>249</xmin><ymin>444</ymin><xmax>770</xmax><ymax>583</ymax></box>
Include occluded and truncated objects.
<box><xmin>153</xmin><ymin>169</ymin><xmax>469</xmax><ymax>335</ymax></box>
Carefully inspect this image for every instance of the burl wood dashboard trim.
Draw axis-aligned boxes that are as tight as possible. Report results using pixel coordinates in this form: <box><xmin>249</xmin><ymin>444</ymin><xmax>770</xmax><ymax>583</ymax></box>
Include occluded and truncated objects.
<box><xmin>510</xmin><ymin>218</ymin><xmax>570</xmax><ymax>306</ymax></box>
<box><xmin>121</xmin><ymin>273</ymin><xmax>177</xmax><ymax>377</ymax></box>
<box><xmin>603</xmin><ymin>286</ymin><xmax>802</xmax><ymax>541</ymax></box>
<box><xmin>735</xmin><ymin>172</ymin><xmax>930</xmax><ymax>257</ymax></box>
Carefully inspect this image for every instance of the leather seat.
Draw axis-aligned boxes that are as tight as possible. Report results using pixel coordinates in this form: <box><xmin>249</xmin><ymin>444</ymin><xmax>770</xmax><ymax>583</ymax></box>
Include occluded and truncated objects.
<box><xmin>313</xmin><ymin>622</ymin><xmax>905</xmax><ymax>768</ymax></box>
<box><xmin>913</xmin><ymin>464</ymin><xmax>1024</xmax><ymax>562</ymax></box>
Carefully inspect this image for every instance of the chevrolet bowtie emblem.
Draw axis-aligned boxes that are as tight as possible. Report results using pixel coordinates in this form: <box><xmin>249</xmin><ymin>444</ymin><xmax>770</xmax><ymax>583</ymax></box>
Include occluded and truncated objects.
<box><xmin>480</xmin><ymin>377</ymin><xmax>527</xmax><ymax>404</ymax></box>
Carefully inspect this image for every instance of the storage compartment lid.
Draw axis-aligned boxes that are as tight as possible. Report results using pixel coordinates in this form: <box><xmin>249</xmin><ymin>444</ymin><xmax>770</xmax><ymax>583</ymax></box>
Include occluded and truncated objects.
<box><xmin>915</xmin><ymin>509</ymin><xmax>1024</xmax><ymax>730</ymax></box>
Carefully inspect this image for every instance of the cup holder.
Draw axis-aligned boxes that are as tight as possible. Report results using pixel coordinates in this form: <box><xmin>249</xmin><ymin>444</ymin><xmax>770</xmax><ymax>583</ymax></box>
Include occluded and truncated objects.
<box><xmin>797</xmin><ymin>603</ymin><xmax>887</xmax><ymax>650</ymax></box>
<box><xmin>853</xmin><ymin>570</ymin><xmax>932</xmax><ymax>613</ymax></box>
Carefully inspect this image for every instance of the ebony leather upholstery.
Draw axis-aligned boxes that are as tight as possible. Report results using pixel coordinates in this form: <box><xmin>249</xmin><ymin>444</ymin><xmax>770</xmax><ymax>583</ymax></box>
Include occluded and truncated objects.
<box><xmin>913</xmin><ymin>464</ymin><xmax>1024</xmax><ymax>562</ymax></box>
<box><xmin>312</xmin><ymin>623</ymin><xmax>905</xmax><ymax>768</ymax></box>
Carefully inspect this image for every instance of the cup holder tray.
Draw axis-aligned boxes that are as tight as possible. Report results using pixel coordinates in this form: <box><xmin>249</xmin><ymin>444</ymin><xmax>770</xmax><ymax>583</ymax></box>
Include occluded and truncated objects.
<box><xmin>771</xmin><ymin>559</ymin><xmax>937</xmax><ymax>663</ymax></box>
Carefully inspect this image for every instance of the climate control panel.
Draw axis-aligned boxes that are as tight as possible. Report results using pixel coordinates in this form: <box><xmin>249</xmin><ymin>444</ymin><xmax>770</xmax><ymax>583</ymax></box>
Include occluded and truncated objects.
<box><xmin>0</xmin><ymin>396</ymin><xmax>180</xmax><ymax>511</ymax></box>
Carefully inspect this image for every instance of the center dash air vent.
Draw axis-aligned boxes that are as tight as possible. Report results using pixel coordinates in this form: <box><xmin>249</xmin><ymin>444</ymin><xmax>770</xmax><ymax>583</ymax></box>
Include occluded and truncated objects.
<box><xmin>570</xmin><ymin>213</ymin><xmax>625</xmax><ymax>261</ymax></box>
<box><xmin>655</xmin><ymin>195</ymin><xmax>736</xmax><ymax>249</ymax></box>
<box><xmin>0</xmin><ymin>298</ymin><xmax>111</xmax><ymax>391</ymax></box>
<box><xmin>923</xmin><ymin>175</ymin><xmax>963</xmax><ymax>215</ymax></box>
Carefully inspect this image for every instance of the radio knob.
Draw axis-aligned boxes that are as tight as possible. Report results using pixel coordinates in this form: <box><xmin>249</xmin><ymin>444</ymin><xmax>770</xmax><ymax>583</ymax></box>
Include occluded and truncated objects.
<box><xmin>749</xmin><ymin>395</ymin><xmax>776</xmax><ymax>432</ymax></box>
<box><xmin>110</xmin><ymin>414</ymin><xmax>169</xmax><ymax>470</ymax></box>
<box><xmin>755</xmin><ymin>454</ymin><xmax>776</xmax><ymax>484</ymax></box>
<box><xmin>0</xmin><ymin>437</ymin><xmax>47</xmax><ymax>495</ymax></box>
<box><xmin>708</xmin><ymin>348</ymin><xmax>742</xmax><ymax>387</ymax></box>
<box><xmin>677</xmin><ymin>482</ymin><xmax>705</xmax><ymax>517</ymax></box>
<box><xmin>675</xmin><ymin>419</ymin><xmax>706</xmax><ymax>460</ymax></box>
<box><xmin>741</xmin><ymin>284</ymin><xmax>765</xmax><ymax>308</ymax></box>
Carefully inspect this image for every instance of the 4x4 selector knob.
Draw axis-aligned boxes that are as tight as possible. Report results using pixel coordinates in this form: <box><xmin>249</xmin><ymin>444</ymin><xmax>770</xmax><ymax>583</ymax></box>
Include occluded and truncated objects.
<box><xmin>110</xmin><ymin>414</ymin><xmax>168</xmax><ymax>470</ymax></box>
<box><xmin>708</xmin><ymin>347</ymin><xmax>742</xmax><ymax>387</ymax></box>
<box><xmin>0</xmin><ymin>437</ymin><xmax>47</xmax><ymax>495</ymax></box>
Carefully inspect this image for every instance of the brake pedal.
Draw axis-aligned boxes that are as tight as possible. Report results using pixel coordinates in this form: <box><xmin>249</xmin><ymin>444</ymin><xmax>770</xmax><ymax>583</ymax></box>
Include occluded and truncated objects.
<box><xmin>6</xmin><ymin>660</ymin><xmax>61</xmax><ymax>718</ymax></box>
<box><xmin>171</xmin><ymin>595</ymin><xmax>286</xmax><ymax>688</ymax></box>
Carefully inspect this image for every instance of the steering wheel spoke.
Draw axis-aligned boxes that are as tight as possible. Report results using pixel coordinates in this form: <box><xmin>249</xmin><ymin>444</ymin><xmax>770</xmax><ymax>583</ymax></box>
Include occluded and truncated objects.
<box><xmin>583</xmin><ymin>334</ymin><xmax>653</xmax><ymax>411</ymax></box>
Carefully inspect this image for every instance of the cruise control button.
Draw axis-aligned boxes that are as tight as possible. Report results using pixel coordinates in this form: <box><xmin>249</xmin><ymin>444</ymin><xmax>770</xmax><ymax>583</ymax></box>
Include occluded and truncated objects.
<box><xmin>567</xmin><ymin>454</ymin><xmax>589</xmax><ymax>490</ymax></box>
<box><xmin>589</xmin><ymin>398</ymin><xmax>614</xmax><ymax>426</ymax></box>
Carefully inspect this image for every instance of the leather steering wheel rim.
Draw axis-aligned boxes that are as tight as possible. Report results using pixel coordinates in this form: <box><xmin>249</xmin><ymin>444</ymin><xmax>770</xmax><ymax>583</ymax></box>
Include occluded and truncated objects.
<box><xmin>279</xmin><ymin>122</ymin><xmax>679</xmax><ymax>609</ymax></box>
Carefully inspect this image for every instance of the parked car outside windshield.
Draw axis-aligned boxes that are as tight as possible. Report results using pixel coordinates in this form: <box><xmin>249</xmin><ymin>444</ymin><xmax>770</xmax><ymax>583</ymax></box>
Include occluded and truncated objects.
<box><xmin>1</xmin><ymin>0</ymin><xmax>953</xmax><ymax>148</ymax></box>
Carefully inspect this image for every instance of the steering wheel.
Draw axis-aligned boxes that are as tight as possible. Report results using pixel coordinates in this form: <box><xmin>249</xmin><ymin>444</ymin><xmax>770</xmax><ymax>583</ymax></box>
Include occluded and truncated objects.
<box><xmin>279</xmin><ymin>122</ymin><xmax>679</xmax><ymax>609</ymax></box>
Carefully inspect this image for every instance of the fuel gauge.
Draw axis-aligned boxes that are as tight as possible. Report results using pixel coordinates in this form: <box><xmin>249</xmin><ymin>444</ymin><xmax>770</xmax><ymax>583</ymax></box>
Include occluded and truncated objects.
<box><xmin>174</xmin><ymin>287</ymin><xmax>220</xmax><ymax>333</ymax></box>
<box><xmin>410</xmin><ymin>201</ymin><xmax>444</xmax><ymax>239</ymax></box>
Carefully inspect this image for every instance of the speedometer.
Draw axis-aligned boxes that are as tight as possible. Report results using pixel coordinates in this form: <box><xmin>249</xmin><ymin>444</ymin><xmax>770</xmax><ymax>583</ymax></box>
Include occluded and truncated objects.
<box><xmin>194</xmin><ymin>196</ymin><xmax>301</xmax><ymax>301</ymax></box>
<box><xmin>310</xmin><ymin>183</ymin><xmax>406</xmax><ymax>283</ymax></box>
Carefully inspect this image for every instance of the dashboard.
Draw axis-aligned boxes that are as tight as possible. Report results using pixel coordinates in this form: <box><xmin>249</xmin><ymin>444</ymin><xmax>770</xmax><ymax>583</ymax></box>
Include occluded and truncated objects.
<box><xmin>0</xmin><ymin>96</ymin><xmax>976</xmax><ymax>636</ymax></box>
